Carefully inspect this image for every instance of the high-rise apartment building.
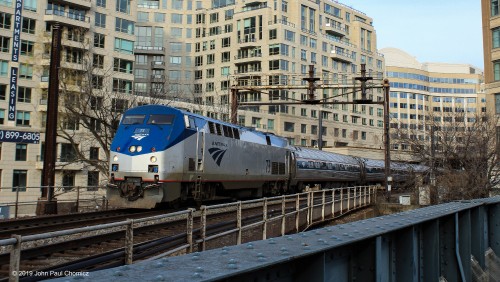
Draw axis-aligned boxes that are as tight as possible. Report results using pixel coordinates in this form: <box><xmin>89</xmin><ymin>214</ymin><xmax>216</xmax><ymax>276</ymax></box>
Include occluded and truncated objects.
<box><xmin>136</xmin><ymin>0</ymin><xmax>386</xmax><ymax>150</ymax></box>
<box><xmin>0</xmin><ymin>0</ymin><xmax>136</xmax><ymax>204</ymax></box>
<box><xmin>381</xmin><ymin>48</ymin><xmax>485</xmax><ymax>157</ymax></box>
<box><xmin>481</xmin><ymin>0</ymin><xmax>500</xmax><ymax>142</ymax></box>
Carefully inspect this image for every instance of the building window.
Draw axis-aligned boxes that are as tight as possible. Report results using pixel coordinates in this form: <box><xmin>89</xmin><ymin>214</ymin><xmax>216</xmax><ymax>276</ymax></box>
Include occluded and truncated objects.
<box><xmin>62</xmin><ymin>116</ymin><xmax>79</xmax><ymax>130</ymax></box>
<box><xmin>113</xmin><ymin>58</ymin><xmax>133</xmax><ymax>74</ymax></box>
<box><xmin>20</xmin><ymin>40</ymin><xmax>34</xmax><ymax>56</ymax></box>
<box><xmin>171</xmin><ymin>13</ymin><xmax>182</xmax><ymax>24</ymax></box>
<box><xmin>16</xmin><ymin>111</ymin><xmax>30</xmax><ymax>126</ymax></box>
<box><xmin>93</xmin><ymin>54</ymin><xmax>104</xmax><ymax>69</ymax></box>
<box><xmin>22</xmin><ymin>18</ymin><xmax>36</xmax><ymax>34</ymax></box>
<box><xmin>0</xmin><ymin>12</ymin><xmax>11</xmax><ymax>29</ymax></box>
<box><xmin>311</xmin><ymin>125</ymin><xmax>318</xmax><ymax>135</ymax></box>
<box><xmin>19</xmin><ymin>63</ymin><xmax>33</xmax><ymax>79</ymax></box>
<box><xmin>23</xmin><ymin>0</ymin><xmax>37</xmax><ymax>11</ymax></box>
<box><xmin>95</xmin><ymin>12</ymin><xmax>106</xmax><ymax>28</ymax></box>
<box><xmin>155</xmin><ymin>13</ymin><xmax>165</xmax><ymax>22</ymax></box>
<box><xmin>206</xmin><ymin>68</ymin><xmax>214</xmax><ymax>78</ymax></box>
<box><xmin>116</xmin><ymin>0</ymin><xmax>130</xmax><ymax>14</ymax></box>
<box><xmin>114</xmin><ymin>38</ymin><xmax>134</xmax><ymax>54</ymax></box>
<box><xmin>207</xmin><ymin>54</ymin><xmax>215</xmax><ymax>64</ymax></box>
<box><xmin>87</xmin><ymin>171</ymin><xmax>99</xmax><ymax>189</ymax></box>
<box><xmin>90</xmin><ymin>147</ymin><xmax>99</xmax><ymax>160</ymax></box>
<box><xmin>170</xmin><ymin>56</ymin><xmax>181</xmax><ymax>64</ymax></box>
<box><xmin>115</xmin><ymin>18</ymin><xmax>134</xmax><ymax>34</ymax></box>
<box><xmin>97</xmin><ymin>0</ymin><xmax>106</xmax><ymax>7</ymax></box>
<box><xmin>301</xmin><ymin>124</ymin><xmax>306</xmax><ymax>133</ymax></box>
<box><xmin>172</xmin><ymin>0</ymin><xmax>183</xmax><ymax>9</ymax></box>
<box><xmin>15</xmin><ymin>144</ymin><xmax>27</xmax><ymax>161</ymax></box>
<box><xmin>496</xmin><ymin>94</ymin><xmax>500</xmax><ymax>114</ymax></box>
<box><xmin>0</xmin><ymin>109</ymin><xmax>4</xmax><ymax>124</ymax></box>
<box><xmin>494</xmin><ymin>28</ymin><xmax>500</xmax><ymax>50</ymax></box>
<box><xmin>494</xmin><ymin>61</ymin><xmax>500</xmax><ymax>81</ymax></box>
<box><xmin>60</xmin><ymin>143</ymin><xmax>77</xmax><ymax>162</ymax></box>
<box><xmin>171</xmin><ymin>27</ymin><xmax>182</xmax><ymax>38</ymax></box>
<box><xmin>493</xmin><ymin>0</ymin><xmax>499</xmax><ymax>16</ymax></box>
<box><xmin>94</xmin><ymin>33</ymin><xmax>105</xmax><ymax>48</ymax></box>
<box><xmin>12</xmin><ymin>170</ymin><xmax>27</xmax><ymax>192</ymax></box>
<box><xmin>112</xmin><ymin>79</ymin><xmax>132</xmax><ymax>94</ymax></box>
<box><xmin>222</xmin><ymin>37</ymin><xmax>230</xmax><ymax>48</ymax></box>
<box><xmin>267</xmin><ymin>119</ymin><xmax>274</xmax><ymax>130</ymax></box>
<box><xmin>17</xmin><ymin>87</ymin><xmax>31</xmax><ymax>103</ymax></box>
<box><xmin>111</xmin><ymin>98</ymin><xmax>128</xmax><ymax>112</ymax></box>
<box><xmin>62</xmin><ymin>171</ymin><xmax>75</xmax><ymax>188</ymax></box>
<box><xmin>284</xmin><ymin>122</ymin><xmax>294</xmax><ymax>132</ymax></box>
<box><xmin>92</xmin><ymin>75</ymin><xmax>103</xmax><ymax>89</ymax></box>
<box><xmin>0</xmin><ymin>36</ymin><xmax>9</xmax><ymax>53</ymax></box>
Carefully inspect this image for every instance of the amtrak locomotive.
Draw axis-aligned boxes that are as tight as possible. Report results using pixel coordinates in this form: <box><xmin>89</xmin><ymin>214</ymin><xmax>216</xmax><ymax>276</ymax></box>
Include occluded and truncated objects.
<box><xmin>108</xmin><ymin>105</ymin><xmax>424</xmax><ymax>208</ymax></box>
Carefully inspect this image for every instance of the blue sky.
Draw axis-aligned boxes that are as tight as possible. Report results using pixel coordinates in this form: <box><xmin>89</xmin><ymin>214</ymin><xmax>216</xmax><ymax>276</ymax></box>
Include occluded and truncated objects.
<box><xmin>342</xmin><ymin>1</ymin><xmax>484</xmax><ymax>69</ymax></box>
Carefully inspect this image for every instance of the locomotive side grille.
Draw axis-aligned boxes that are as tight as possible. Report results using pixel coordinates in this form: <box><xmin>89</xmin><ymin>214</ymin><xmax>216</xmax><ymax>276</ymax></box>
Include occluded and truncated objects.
<box><xmin>279</xmin><ymin>162</ymin><xmax>286</xmax><ymax>175</ymax></box>
<box><xmin>272</xmin><ymin>162</ymin><xmax>279</xmax><ymax>174</ymax></box>
<box><xmin>188</xmin><ymin>158</ymin><xmax>195</xmax><ymax>171</ymax></box>
<box><xmin>272</xmin><ymin>162</ymin><xmax>286</xmax><ymax>175</ymax></box>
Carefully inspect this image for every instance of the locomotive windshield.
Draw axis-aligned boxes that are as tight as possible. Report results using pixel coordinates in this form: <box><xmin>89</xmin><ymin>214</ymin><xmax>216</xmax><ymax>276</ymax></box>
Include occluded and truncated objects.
<box><xmin>122</xmin><ymin>115</ymin><xmax>146</xmax><ymax>125</ymax></box>
<box><xmin>147</xmin><ymin>114</ymin><xmax>175</xmax><ymax>125</ymax></box>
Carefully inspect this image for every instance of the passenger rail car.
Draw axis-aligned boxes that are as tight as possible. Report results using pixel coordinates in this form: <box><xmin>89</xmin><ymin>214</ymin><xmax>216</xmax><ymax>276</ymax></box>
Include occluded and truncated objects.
<box><xmin>108</xmin><ymin>105</ymin><xmax>428</xmax><ymax>208</ymax></box>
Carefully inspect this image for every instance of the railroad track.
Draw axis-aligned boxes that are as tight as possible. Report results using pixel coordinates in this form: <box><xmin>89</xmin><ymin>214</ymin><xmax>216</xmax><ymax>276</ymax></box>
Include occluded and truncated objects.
<box><xmin>0</xmin><ymin>190</ymin><xmax>367</xmax><ymax>281</ymax></box>
<box><xmin>0</xmin><ymin>209</ymin><xmax>169</xmax><ymax>239</ymax></box>
<box><xmin>2</xmin><ymin>205</ymin><xmax>302</xmax><ymax>281</ymax></box>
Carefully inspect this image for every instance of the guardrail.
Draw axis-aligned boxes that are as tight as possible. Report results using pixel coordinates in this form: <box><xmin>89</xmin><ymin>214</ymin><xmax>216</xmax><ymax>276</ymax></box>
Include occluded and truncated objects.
<box><xmin>0</xmin><ymin>186</ymin><xmax>109</xmax><ymax>219</ymax></box>
<box><xmin>0</xmin><ymin>186</ymin><xmax>376</xmax><ymax>280</ymax></box>
<box><xmin>73</xmin><ymin>196</ymin><xmax>500</xmax><ymax>282</ymax></box>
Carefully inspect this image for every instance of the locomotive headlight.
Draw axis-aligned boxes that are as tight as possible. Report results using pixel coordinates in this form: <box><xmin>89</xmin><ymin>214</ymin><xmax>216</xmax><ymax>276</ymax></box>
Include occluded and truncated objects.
<box><xmin>113</xmin><ymin>155</ymin><xmax>118</xmax><ymax>162</ymax></box>
<box><xmin>137</xmin><ymin>146</ymin><xmax>143</xmax><ymax>152</ymax></box>
<box><xmin>129</xmin><ymin>146</ymin><xmax>136</xmax><ymax>153</ymax></box>
<box><xmin>150</xmin><ymin>156</ymin><xmax>157</xmax><ymax>163</ymax></box>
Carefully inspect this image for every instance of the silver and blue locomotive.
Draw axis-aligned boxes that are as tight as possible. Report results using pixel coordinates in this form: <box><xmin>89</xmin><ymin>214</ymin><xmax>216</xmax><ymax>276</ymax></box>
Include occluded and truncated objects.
<box><xmin>108</xmin><ymin>105</ymin><xmax>425</xmax><ymax>208</ymax></box>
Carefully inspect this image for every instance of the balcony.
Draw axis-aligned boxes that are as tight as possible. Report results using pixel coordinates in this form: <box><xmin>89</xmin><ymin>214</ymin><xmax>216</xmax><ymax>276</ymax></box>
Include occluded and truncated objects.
<box><xmin>234</xmin><ymin>67</ymin><xmax>262</xmax><ymax>75</ymax></box>
<box><xmin>60</xmin><ymin>61</ymin><xmax>84</xmax><ymax>71</ymax></box>
<box><xmin>151</xmin><ymin>61</ymin><xmax>166</xmax><ymax>69</ymax></box>
<box><xmin>134</xmin><ymin>46</ymin><xmax>165</xmax><ymax>55</ymax></box>
<box><xmin>234</xmin><ymin>53</ymin><xmax>262</xmax><ymax>64</ymax></box>
<box><xmin>325</xmin><ymin>23</ymin><xmax>347</xmax><ymax>37</ymax></box>
<box><xmin>241</xmin><ymin>2</ymin><xmax>268</xmax><ymax>12</ymax></box>
<box><xmin>56</xmin><ymin>0</ymin><xmax>91</xmax><ymax>9</ymax></box>
<box><xmin>329</xmin><ymin>50</ymin><xmax>354</xmax><ymax>64</ymax></box>
<box><xmin>61</xmin><ymin>38</ymin><xmax>90</xmax><ymax>50</ymax></box>
<box><xmin>238</xmin><ymin>35</ymin><xmax>258</xmax><ymax>48</ymax></box>
<box><xmin>151</xmin><ymin>74</ymin><xmax>165</xmax><ymax>80</ymax></box>
<box><xmin>44</xmin><ymin>10</ymin><xmax>91</xmax><ymax>29</ymax></box>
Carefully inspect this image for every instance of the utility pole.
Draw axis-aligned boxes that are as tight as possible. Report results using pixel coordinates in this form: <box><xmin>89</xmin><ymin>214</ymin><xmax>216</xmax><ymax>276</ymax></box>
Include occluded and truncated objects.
<box><xmin>39</xmin><ymin>23</ymin><xmax>62</xmax><ymax>215</ymax></box>
<box><xmin>383</xmin><ymin>79</ymin><xmax>392</xmax><ymax>200</ymax></box>
<box><xmin>318</xmin><ymin>110</ymin><xmax>323</xmax><ymax>150</ymax></box>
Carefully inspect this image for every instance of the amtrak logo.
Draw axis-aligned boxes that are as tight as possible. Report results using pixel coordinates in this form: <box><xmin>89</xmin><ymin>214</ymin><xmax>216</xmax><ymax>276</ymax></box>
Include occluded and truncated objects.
<box><xmin>208</xmin><ymin>147</ymin><xmax>227</xmax><ymax>166</ymax></box>
<box><xmin>131</xmin><ymin>134</ymin><xmax>148</xmax><ymax>140</ymax></box>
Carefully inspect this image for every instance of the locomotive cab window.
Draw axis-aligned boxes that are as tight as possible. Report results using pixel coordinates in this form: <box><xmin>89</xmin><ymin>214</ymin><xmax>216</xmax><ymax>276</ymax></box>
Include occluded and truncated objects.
<box><xmin>122</xmin><ymin>115</ymin><xmax>146</xmax><ymax>125</ymax></box>
<box><xmin>147</xmin><ymin>114</ymin><xmax>174</xmax><ymax>125</ymax></box>
<box><xmin>184</xmin><ymin>115</ymin><xmax>196</xmax><ymax>129</ymax></box>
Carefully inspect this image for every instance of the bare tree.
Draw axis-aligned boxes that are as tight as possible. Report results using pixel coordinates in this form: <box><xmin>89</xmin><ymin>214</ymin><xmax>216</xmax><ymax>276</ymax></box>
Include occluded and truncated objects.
<box><xmin>392</xmin><ymin>111</ymin><xmax>499</xmax><ymax>202</ymax></box>
<box><xmin>51</xmin><ymin>27</ymin><xmax>143</xmax><ymax>176</ymax></box>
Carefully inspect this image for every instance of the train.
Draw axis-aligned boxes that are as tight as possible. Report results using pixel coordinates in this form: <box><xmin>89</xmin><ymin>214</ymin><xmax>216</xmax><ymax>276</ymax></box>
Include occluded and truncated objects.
<box><xmin>107</xmin><ymin>105</ymin><xmax>427</xmax><ymax>208</ymax></box>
